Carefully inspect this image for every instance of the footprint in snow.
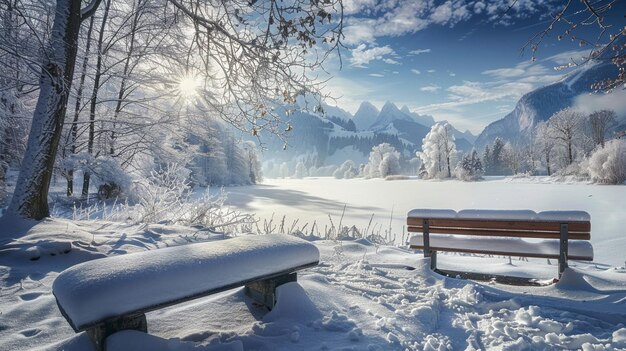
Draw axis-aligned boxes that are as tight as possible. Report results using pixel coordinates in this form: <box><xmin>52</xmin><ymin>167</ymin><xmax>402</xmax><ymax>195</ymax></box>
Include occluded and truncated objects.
<box><xmin>19</xmin><ymin>292</ymin><xmax>43</xmax><ymax>301</ymax></box>
<box><xmin>19</xmin><ymin>328</ymin><xmax>42</xmax><ymax>337</ymax></box>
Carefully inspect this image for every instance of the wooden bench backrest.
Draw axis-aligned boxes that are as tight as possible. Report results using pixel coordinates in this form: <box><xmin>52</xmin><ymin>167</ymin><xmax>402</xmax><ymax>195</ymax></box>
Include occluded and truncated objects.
<box><xmin>407</xmin><ymin>217</ymin><xmax>591</xmax><ymax>240</ymax></box>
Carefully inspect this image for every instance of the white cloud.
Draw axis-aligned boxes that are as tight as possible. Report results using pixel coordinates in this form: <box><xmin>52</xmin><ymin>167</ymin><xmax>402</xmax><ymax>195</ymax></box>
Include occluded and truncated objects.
<box><xmin>411</xmin><ymin>69</ymin><xmax>421</xmax><ymax>75</ymax></box>
<box><xmin>369</xmin><ymin>73</ymin><xmax>385</xmax><ymax>77</ymax></box>
<box><xmin>482</xmin><ymin>68</ymin><xmax>526</xmax><ymax>78</ymax></box>
<box><xmin>408</xmin><ymin>49</ymin><xmax>431</xmax><ymax>55</ymax></box>
<box><xmin>449</xmin><ymin>72</ymin><xmax>456</xmax><ymax>77</ymax></box>
<box><xmin>343</xmin><ymin>0</ymin><xmax>379</xmax><ymax>15</ymax></box>
<box><xmin>420</xmin><ymin>85</ymin><xmax>441</xmax><ymax>92</ymax></box>
<box><xmin>574</xmin><ymin>90</ymin><xmax>626</xmax><ymax>116</ymax></box>
<box><xmin>383</xmin><ymin>58</ymin><xmax>401</xmax><ymax>65</ymax></box>
<box><xmin>342</xmin><ymin>0</ymin><xmax>555</xmax><ymax>46</ymax></box>
<box><xmin>427</xmin><ymin>69</ymin><xmax>436</xmax><ymax>73</ymax></box>
<box><xmin>350</xmin><ymin>44</ymin><xmax>395</xmax><ymax>67</ymax></box>
<box><xmin>545</xmin><ymin>49</ymin><xmax>592</xmax><ymax>66</ymax></box>
<box><xmin>430</xmin><ymin>0</ymin><xmax>471</xmax><ymax>26</ymax></box>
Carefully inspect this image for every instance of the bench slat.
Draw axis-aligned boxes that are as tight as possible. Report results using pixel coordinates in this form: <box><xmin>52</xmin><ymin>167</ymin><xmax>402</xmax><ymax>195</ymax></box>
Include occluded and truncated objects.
<box><xmin>410</xmin><ymin>245</ymin><xmax>593</xmax><ymax>261</ymax></box>
<box><xmin>407</xmin><ymin>218</ymin><xmax>591</xmax><ymax>233</ymax></box>
<box><xmin>409</xmin><ymin>234</ymin><xmax>594</xmax><ymax>261</ymax></box>
<box><xmin>407</xmin><ymin>226</ymin><xmax>591</xmax><ymax>240</ymax></box>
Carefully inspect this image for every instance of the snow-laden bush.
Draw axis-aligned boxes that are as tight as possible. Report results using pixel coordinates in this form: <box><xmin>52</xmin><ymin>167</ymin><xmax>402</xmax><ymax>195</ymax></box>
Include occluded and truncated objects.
<box><xmin>333</xmin><ymin>160</ymin><xmax>357</xmax><ymax>179</ymax></box>
<box><xmin>133</xmin><ymin>163</ymin><xmax>191</xmax><ymax>223</ymax></box>
<box><xmin>379</xmin><ymin>153</ymin><xmax>400</xmax><ymax>177</ymax></box>
<box><xmin>420</xmin><ymin>123</ymin><xmax>457</xmax><ymax>179</ymax></box>
<box><xmin>364</xmin><ymin>143</ymin><xmax>400</xmax><ymax>179</ymax></box>
<box><xmin>455</xmin><ymin>150</ymin><xmax>484</xmax><ymax>181</ymax></box>
<box><xmin>294</xmin><ymin>161</ymin><xmax>308</xmax><ymax>178</ymax></box>
<box><xmin>587</xmin><ymin>139</ymin><xmax>626</xmax><ymax>184</ymax></box>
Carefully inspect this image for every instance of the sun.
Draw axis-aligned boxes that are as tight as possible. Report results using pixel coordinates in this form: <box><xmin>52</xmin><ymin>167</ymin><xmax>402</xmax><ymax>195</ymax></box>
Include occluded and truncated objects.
<box><xmin>177</xmin><ymin>75</ymin><xmax>201</xmax><ymax>100</ymax></box>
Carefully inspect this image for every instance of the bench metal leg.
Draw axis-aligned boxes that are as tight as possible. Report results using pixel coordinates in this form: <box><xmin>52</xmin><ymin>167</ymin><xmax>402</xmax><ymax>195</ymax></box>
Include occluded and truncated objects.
<box><xmin>245</xmin><ymin>272</ymin><xmax>297</xmax><ymax>310</ymax></box>
<box><xmin>558</xmin><ymin>223</ymin><xmax>569</xmax><ymax>279</ymax></box>
<box><xmin>430</xmin><ymin>251</ymin><xmax>437</xmax><ymax>270</ymax></box>
<box><xmin>85</xmin><ymin>313</ymin><xmax>147</xmax><ymax>351</ymax></box>
<box><xmin>422</xmin><ymin>219</ymin><xmax>437</xmax><ymax>270</ymax></box>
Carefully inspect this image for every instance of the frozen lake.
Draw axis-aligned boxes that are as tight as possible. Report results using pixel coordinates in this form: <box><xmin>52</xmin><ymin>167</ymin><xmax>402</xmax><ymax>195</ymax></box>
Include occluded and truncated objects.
<box><xmin>222</xmin><ymin>177</ymin><xmax>626</xmax><ymax>267</ymax></box>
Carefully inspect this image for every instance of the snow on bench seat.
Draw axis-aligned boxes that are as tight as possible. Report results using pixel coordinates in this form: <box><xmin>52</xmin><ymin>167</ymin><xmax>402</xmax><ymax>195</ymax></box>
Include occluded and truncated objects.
<box><xmin>53</xmin><ymin>234</ymin><xmax>319</xmax><ymax>331</ymax></box>
<box><xmin>456</xmin><ymin>209</ymin><xmax>538</xmax><ymax>221</ymax></box>
<box><xmin>536</xmin><ymin>211</ymin><xmax>591</xmax><ymax>222</ymax></box>
<box><xmin>409</xmin><ymin>234</ymin><xmax>593</xmax><ymax>261</ymax></box>
<box><xmin>407</xmin><ymin>209</ymin><xmax>457</xmax><ymax>219</ymax></box>
<box><xmin>408</xmin><ymin>209</ymin><xmax>591</xmax><ymax>222</ymax></box>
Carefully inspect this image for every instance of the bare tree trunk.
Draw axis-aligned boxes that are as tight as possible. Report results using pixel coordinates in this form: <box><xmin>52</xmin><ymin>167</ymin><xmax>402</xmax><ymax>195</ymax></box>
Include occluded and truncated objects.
<box><xmin>82</xmin><ymin>0</ymin><xmax>111</xmax><ymax>197</ymax></box>
<box><xmin>546</xmin><ymin>151</ymin><xmax>551</xmax><ymax>176</ymax></box>
<box><xmin>8</xmin><ymin>0</ymin><xmax>102</xmax><ymax>219</ymax></box>
<box><xmin>567</xmin><ymin>140</ymin><xmax>573</xmax><ymax>165</ymax></box>
<box><xmin>67</xmin><ymin>15</ymin><xmax>96</xmax><ymax>197</ymax></box>
<box><xmin>110</xmin><ymin>0</ymin><xmax>142</xmax><ymax>156</ymax></box>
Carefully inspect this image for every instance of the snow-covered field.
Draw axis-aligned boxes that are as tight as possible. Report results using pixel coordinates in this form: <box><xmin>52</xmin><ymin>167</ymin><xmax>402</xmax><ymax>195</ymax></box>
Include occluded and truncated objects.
<box><xmin>221</xmin><ymin>177</ymin><xmax>626</xmax><ymax>268</ymax></box>
<box><xmin>1</xmin><ymin>177</ymin><xmax>626</xmax><ymax>350</ymax></box>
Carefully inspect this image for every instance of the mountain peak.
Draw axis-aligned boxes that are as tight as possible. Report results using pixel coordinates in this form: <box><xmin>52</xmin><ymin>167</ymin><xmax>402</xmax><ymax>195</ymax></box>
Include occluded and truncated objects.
<box><xmin>400</xmin><ymin>105</ymin><xmax>411</xmax><ymax>114</ymax></box>
<box><xmin>353</xmin><ymin>101</ymin><xmax>380</xmax><ymax>130</ymax></box>
<box><xmin>381</xmin><ymin>101</ymin><xmax>399</xmax><ymax>111</ymax></box>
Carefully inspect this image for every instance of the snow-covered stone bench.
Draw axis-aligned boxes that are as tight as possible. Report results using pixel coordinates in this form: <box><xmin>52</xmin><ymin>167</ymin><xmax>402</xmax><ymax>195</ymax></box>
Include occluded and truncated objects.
<box><xmin>52</xmin><ymin>234</ymin><xmax>319</xmax><ymax>351</ymax></box>
<box><xmin>407</xmin><ymin>209</ymin><xmax>593</xmax><ymax>281</ymax></box>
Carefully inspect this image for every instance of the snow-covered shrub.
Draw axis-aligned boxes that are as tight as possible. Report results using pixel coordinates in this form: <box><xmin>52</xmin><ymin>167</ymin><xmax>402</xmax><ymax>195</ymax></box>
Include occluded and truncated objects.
<box><xmin>587</xmin><ymin>139</ymin><xmax>626</xmax><ymax>184</ymax></box>
<box><xmin>181</xmin><ymin>189</ymin><xmax>255</xmax><ymax>232</ymax></box>
<box><xmin>133</xmin><ymin>163</ymin><xmax>191</xmax><ymax>223</ymax></box>
<box><xmin>362</xmin><ymin>164</ymin><xmax>371</xmax><ymax>178</ymax></box>
<box><xmin>420</xmin><ymin>123</ymin><xmax>457</xmax><ymax>179</ymax></box>
<box><xmin>294</xmin><ymin>161</ymin><xmax>308</xmax><ymax>178</ymax></box>
<box><xmin>333</xmin><ymin>160</ymin><xmax>357</xmax><ymax>179</ymax></box>
<box><xmin>365</xmin><ymin>143</ymin><xmax>400</xmax><ymax>178</ymax></box>
<box><xmin>455</xmin><ymin>150</ymin><xmax>484</xmax><ymax>181</ymax></box>
<box><xmin>379</xmin><ymin>153</ymin><xmax>400</xmax><ymax>177</ymax></box>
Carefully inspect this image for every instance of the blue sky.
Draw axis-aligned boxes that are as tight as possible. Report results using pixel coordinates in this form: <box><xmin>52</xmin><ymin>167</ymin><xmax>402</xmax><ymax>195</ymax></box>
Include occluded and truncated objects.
<box><xmin>322</xmin><ymin>0</ymin><xmax>624</xmax><ymax>134</ymax></box>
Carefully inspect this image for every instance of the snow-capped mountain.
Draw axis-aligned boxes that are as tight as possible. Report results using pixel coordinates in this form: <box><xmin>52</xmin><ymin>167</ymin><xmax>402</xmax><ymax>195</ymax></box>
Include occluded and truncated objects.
<box><xmin>401</xmin><ymin>105</ymin><xmax>436</xmax><ymax>127</ymax></box>
<box><xmin>352</xmin><ymin>101</ymin><xmax>379</xmax><ymax>130</ymax></box>
<box><xmin>475</xmin><ymin>59</ymin><xmax>618</xmax><ymax>148</ymax></box>
<box><xmin>369</xmin><ymin>101</ymin><xmax>414</xmax><ymax>131</ymax></box>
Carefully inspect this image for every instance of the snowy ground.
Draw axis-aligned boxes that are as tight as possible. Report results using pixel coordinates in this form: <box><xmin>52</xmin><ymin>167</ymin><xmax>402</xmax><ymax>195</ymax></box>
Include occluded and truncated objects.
<box><xmin>1</xmin><ymin>219</ymin><xmax>625</xmax><ymax>351</ymax></box>
<box><xmin>1</xmin><ymin>177</ymin><xmax>626</xmax><ymax>350</ymax></box>
<box><xmin>220</xmin><ymin>177</ymin><xmax>626</xmax><ymax>268</ymax></box>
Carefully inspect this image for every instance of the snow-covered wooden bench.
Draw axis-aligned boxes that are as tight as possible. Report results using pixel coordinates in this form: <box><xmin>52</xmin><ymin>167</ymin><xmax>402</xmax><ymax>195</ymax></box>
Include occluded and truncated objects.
<box><xmin>52</xmin><ymin>234</ymin><xmax>319</xmax><ymax>351</ymax></box>
<box><xmin>407</xmin><ymin>209</ymin><xmax>593</xmax><ymax>281</ymax></box>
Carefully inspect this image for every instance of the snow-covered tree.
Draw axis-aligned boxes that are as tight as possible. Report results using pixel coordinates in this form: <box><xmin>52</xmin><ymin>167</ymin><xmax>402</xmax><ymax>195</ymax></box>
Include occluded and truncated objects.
<box><xmin>294</xmin><ymin>161</ymin><xmax>308</xmax><ymax>179</ymax></box>
<box><xmin>242</xmin><ymin>141</ymin><xmax>262</xmax><ymax>184</ymax></box>
<box><xmin>420</xmin><ymin>123</ymin><xmax>457</xmax><ymax>179</ymax></box>
<box><xmin>535</xmin><ymin>122</ymin><xmax>557</xmax><ymax>175</ymax></box>
<box><xmin>455</xmin><ymin>150</ymin><xmax>483</xmax><ymax>181</ymax></box>
<box><xmin>587</xmin><ymin>139</ymin><xmax>626</xmax><ymax>184</ymax></box>
<box><xmin>588</xmin><ymin>110</ymin><xmax>617</xmax><ymax>148</ymax></box>
<box><xmin>279</xmin><ymin>162</ymin><xmax>290</xmax><ymax>179</ymax></box>
<box><xmin>379</xmin><ymin>153</ymin><xmax>401</xmax><ymax>178</ymax></box>
<box><xmin>365</xmin><ymin>143</ymin><xmax>400</xmax><ymax>178</ymax></box>
<box><xmin>548</xmin><ymin>108</ymin><xmax>587</xmax><ymax>166</ymax></box>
